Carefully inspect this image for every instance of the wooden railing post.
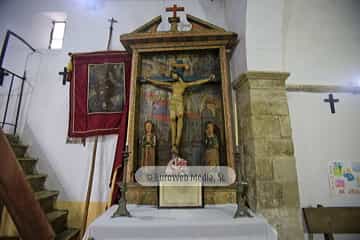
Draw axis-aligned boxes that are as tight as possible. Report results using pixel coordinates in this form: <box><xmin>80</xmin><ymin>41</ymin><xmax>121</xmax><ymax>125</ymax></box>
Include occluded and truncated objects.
<box><xmin>0</xmin><ymin>129</ymin><xmax>55</xmax><ymax>240</ymax></box>
<box><xmin>0</xmin><ymin>198</ymin><xmax>3</xmax><ymax>226</ymax></box>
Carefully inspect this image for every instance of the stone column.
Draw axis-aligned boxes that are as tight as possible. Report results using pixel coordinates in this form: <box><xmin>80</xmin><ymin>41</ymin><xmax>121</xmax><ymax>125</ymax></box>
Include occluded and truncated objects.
<box><xmin>233</xmin><ymin>71</ymin><xmax>304</xmax><ymax>240</ymax></box>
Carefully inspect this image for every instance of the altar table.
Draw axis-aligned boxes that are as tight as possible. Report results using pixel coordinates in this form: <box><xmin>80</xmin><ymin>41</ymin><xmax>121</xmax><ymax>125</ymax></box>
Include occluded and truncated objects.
<box><xmin>83</xmin><ymin>204</ymin><xmax>277</xmax><ymax>240</ymax></box>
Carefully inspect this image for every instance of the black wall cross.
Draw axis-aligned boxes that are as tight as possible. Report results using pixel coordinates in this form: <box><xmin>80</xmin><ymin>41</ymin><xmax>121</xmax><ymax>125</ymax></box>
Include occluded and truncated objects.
<box><xmin>324</xmin><ymin>93</ymin><xmax>339</xmax><ymax>114</ymax></box>
<box><xmin>59</xmin><ymin>67</ymin><xmax>68</xmax><ymax>85</ymax></box>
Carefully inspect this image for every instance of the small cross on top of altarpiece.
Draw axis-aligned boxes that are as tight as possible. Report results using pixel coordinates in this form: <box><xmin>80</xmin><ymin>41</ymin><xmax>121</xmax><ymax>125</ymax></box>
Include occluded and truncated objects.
<box><xmin>166</xmin><ymin>4</ymin><xmax>185</xmax><ymax>18</ymax></box>
<box><xmin>166</xmin><ymin>4</ymin><xmax>185</xmax><ymax>32</ymax></box>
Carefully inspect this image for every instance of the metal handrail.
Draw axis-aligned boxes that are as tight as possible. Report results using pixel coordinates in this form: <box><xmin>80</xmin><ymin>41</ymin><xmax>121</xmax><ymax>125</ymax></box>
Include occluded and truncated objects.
<box><xmin>0</xmin><ymin>30</ymin><xmax>36</xmax><ymax>69</ymax></box>
<box><xmin>0</xmin><ymin>30</ymin><xmax>36</xmax><ymax>135</ymax></box>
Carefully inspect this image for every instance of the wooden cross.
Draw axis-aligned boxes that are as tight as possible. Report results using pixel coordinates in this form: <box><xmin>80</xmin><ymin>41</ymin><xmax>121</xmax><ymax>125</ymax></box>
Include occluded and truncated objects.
<box><xmin>171</xmin><ymin>61</ymin><xmax>190</xmax><ymax>71</ymax></box>
<box><xmin>166</xmin><ymin>4</ymin><xmax>184</xmax><ymax>18</ymax></box>
<box><xmin>324</xmin><ymin>93</ymin><xmax>339</xmax><ymax>114</ymax></box>
<box><xmin>107</xmin><ymin>17</ymin><xmax>118</xmax><ymax>51</ymax></box>
<box><xmin>108</xmin><ymin>17</ymin><xmax>118</xmax><ymax>25</ymax></box>
<box><xmin>58</xmin><ymin>67</ymin><xmax>68</xmax><ymax>85</ymax></box>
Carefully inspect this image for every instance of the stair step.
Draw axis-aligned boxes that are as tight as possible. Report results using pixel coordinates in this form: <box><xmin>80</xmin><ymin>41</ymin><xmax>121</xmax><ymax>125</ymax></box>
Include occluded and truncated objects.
<box><xmin>35</xmin><ymin>190</ymin><xmax>59</xmax><ymax>213</ymax></box>
<box><xmin>55</xmin><ymin>228</ymin><xmax>80</xmax><ymax>240</ymax></box>
<box><xmin>11</xmin><ymin>144</ymin><xmax>28</xmax><ymax>157</ymax></box>
<box><xmin>26</xmin><ymin>174</ymin><xmax>47</xmax><ymax>191</ymax></box>
<box><xmin>6</xmin><ymin>134</ymin><xmax>78</xmax><ymax>239</ymax></box>
<box><xmin>47</xmin><ymin>210</ymin><xmax>68</xmax><ymax>234</ymax></box>
<box><xmin>5</xmin><ymin>134</ymin><xmax>20</xmax><ymax>145</ymax></box>
<box><xmin>17</xmin><ymin>157</ymin><xmax>38</xmax><ymax>174</ymax></box>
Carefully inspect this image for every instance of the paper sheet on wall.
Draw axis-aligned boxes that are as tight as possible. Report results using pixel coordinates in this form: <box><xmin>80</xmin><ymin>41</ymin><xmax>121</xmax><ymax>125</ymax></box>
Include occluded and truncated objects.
<box><xmin>329</xmin><ymin>161</ymin><xmax>360</xmax><ymax>195</ymax></box>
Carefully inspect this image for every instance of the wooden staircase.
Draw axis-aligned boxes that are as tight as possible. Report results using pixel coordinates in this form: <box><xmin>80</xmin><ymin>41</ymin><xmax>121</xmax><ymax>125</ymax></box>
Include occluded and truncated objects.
<box><xmin>5</xmin><ymin>134</ymin><xmax>79</xmax><ymax>240</ymax></box>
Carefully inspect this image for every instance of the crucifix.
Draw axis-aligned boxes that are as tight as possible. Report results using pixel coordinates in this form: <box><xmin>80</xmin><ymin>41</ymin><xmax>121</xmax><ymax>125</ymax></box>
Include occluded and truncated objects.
<box><xmin>143</xmin><ymin>60</ymin><xmax>214</xmax><ymax>155</ymax></box>
<box><xmin>324</xmin><ymin>93</ymin><xmax>339</xmax><ymax>114</ymax></box>
<box><xmin>107</xmin><ymin>17</ymin><xmax>118</xmax><ymax>50</ymax></box>
<box><xmin>58</xmin><ymin>67</ymin><xmax>68</xmax><ymax>85</ymax></box>
<box><xmin>166</xmin><ymin>4</ymin><xmax>185</xmax><ymax>32</ymax></box>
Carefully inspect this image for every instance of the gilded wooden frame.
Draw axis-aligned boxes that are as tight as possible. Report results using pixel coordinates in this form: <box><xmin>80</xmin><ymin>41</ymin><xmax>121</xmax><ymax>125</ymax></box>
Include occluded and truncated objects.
<box><xmin>121</xmin><ymin>15</ymin><xmax>238</xmax><ymax>182</ymax></box>
<box><xmin>126</xmin><ymin>44</ymin><xmax>235</xmax><ymax>182</ymax></box>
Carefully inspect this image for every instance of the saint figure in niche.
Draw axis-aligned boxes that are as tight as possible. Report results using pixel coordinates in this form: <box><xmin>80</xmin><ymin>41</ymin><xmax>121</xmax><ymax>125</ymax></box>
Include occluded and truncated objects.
<box><xmin>141</xmin><ymin>121</ymin><xmax>156</xmax><ymax>166</ymax></box>
<box><xmin>203</xmin><ymin>121</ymin><xmax>220</xmax><ymax>166</ymax></box>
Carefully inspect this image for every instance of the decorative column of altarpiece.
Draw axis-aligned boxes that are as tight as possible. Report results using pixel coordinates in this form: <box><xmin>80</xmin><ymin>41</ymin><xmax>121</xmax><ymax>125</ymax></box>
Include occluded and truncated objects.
<box><xmin>68</xmin><ymin>51</ymin><xmax>131</xmax><ymax>204</ymax></box>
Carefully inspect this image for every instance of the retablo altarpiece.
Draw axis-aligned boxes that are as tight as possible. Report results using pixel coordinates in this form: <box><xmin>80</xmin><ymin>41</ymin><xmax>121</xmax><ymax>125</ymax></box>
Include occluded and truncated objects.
<box><xmin>121</xmin><ymin>13</ymin><xmax>238</xmax><ymax>205</ymax></box>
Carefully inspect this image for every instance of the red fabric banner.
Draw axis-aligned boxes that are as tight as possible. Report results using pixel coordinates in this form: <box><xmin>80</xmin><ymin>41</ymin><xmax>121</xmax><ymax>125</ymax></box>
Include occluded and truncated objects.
<box><xmin>68</xmin><ymin>51</ymin><xmax>131</xmax><ymax>137</ymax></box>
<box><xmin>68</xmin><ymin>51</ymin><xmax>131</xmax><ymax>204</ymax></box>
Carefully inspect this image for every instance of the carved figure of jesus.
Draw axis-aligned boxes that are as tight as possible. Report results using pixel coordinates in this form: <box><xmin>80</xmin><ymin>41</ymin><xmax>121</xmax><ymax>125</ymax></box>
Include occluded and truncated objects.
<box><xmin>145</xmin><ymin>62</ymin><xmax>215</xmax><ymax>154</ymax></box>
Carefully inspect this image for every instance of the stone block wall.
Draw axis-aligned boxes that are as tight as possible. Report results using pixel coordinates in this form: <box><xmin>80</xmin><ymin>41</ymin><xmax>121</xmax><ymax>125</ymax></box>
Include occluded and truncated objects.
<box><xmin>233</xmin><ymin>71</ymin><xmax>304</xmax><ymax>240</ymax></box>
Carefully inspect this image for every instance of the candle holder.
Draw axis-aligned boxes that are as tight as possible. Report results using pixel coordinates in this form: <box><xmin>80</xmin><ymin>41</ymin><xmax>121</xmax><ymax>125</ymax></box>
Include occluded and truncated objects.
<box><xmin>112</xmin><ymin>146</ymin><xmax>131</xmax><ymax>218</ymax></box>
<box><xmin>233</xmin><ymin>145</ymin><xmax>252</xmax><ymax>218</ymax></box>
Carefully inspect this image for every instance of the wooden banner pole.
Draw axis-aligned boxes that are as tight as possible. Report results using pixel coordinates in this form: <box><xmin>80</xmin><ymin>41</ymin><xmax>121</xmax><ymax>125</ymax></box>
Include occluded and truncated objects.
<box><xmin>81</xmin><ymin>16</ymin><xmax>118</xmax><ymax>236</ymax></box>
<box><xmin>80</xmin><ymin>136</ymin><xmax>99</xmax><ymax>237</ymax></box>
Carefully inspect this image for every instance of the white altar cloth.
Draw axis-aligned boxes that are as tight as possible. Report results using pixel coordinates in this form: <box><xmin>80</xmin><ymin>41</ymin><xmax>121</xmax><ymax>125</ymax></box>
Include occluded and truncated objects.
<box><xmin>83</xmin><ymin>204</ymin><xmax>277</xmax><ymax>240</ymax></box>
